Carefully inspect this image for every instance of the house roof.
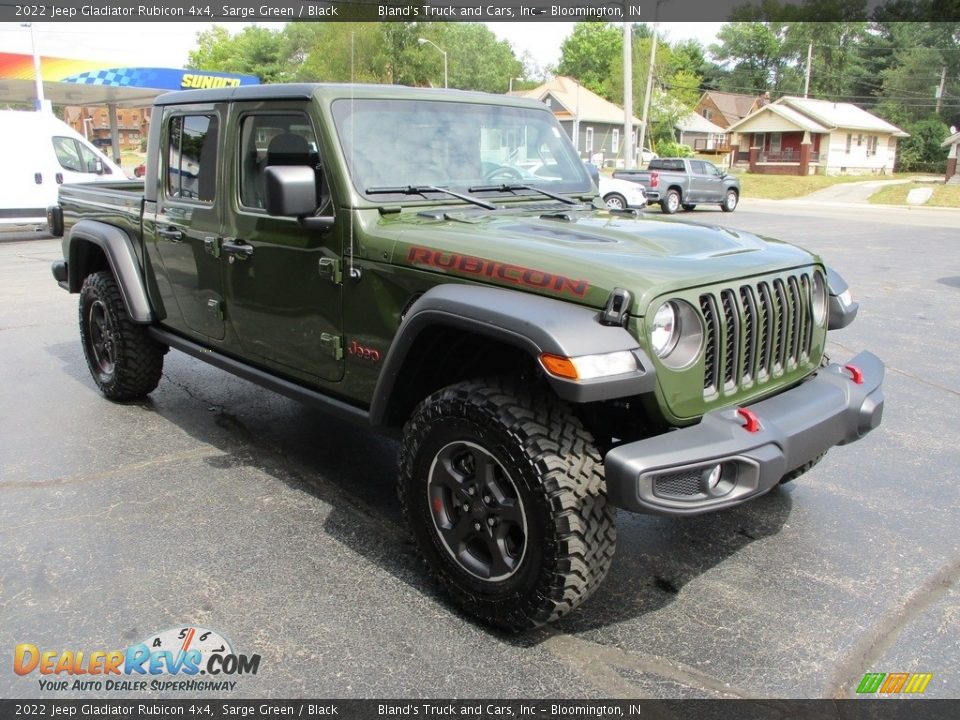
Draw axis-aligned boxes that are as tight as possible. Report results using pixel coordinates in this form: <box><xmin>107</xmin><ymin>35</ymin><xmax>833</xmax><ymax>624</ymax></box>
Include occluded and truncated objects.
<box><xmin>942</xmin><ymin>130</ymin><xmax>960</xmax><ymax>147</ymax></box>
<box><xmin>726</xmin><ymin>96</ymin><xmax>909</xmax><ymax>137</ymax></box>
<box><xmin>676</xmin><ymin>112</ymin><xmax>727</xmax><ymax>134</ymax></box>
<box><xmin>780</xmin><ymin>96</ymin><xmax>909</xmax><ymax>136</ymax></box>
<box><xmin>515</xmin><ymin>76</ymin><xmax>641</xmax><ymax>125</ymax></box>
<box><xmin>698</xmin><ymin>90</ymin><xmax>761</xmax><ymax>124</ymax></box>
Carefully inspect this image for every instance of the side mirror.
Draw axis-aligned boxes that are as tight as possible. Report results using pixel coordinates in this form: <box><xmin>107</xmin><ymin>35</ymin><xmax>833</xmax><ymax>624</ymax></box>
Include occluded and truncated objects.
<box><xmin>264</xmin><ymin>165</ymin><xmax>320</xmax><ymax>217</ymax></box>
<box><xmin>90</xmin><ymin>159</ymin><xmax>104</xmax><ymax>174</ymax></box>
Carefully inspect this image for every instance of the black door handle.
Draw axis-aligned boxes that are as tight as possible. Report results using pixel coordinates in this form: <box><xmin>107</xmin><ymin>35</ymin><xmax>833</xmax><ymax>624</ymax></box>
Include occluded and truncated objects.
<box><xmin>157</xmin><ymin>227</ymin><xmax>183</xmax><ymax>241</ymax></box>
<box><xmin>221</xmin><ymin>240</ymin><xmax>254</xmax><ymax>260</ymax></box>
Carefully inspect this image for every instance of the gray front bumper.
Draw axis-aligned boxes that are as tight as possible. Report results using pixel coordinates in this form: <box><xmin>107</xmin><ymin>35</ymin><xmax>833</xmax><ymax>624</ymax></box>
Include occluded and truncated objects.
<box><xmin>604</xmin><ymin>351</ymin><xmax>885</xmax><ymax>516</ymax></box>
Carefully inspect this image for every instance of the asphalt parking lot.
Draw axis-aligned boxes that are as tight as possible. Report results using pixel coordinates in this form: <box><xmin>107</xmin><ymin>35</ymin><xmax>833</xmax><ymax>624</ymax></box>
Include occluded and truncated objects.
<box><xmin>1</xmin><ymin>198</ymin><xmax>958</xmax><ymax>700</ymax></box>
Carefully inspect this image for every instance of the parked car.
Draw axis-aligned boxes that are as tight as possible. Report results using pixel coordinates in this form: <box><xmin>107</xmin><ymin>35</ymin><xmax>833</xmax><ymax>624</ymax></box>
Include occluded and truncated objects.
<box><xmin>133</xmin><ymin>163</ymin><xmax>146</xmax><ymax>178</ymax></box>
<box><xmin>0</xmin><ymin>110</ymin><xmax>124</xmax><ymax>229</ymax></box>
<box><xmin>614</xmin><ymin>158</ymin><xmax>740</xmax><ymax>214</ymax></box>
<box><xmin>598</xmin><ymin>175</ymin><xmax>646</xmax><ymax>210</ymax></box>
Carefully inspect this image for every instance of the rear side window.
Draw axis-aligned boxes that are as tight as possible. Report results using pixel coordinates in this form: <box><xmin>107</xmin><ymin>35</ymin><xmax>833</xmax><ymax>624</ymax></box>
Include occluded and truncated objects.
<box><xmin>167</xmin><ymin>114</ymin><xmax>219</xmax><ymax>203</ymax></box>
<box><xmin>649</xmin><ymin>159</ymin><xmax>685</xmax><ymax>171</ymax></box>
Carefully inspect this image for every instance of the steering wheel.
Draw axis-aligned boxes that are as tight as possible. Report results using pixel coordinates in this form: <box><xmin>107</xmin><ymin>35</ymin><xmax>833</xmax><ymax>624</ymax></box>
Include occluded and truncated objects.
<box><xmin>482</xmin><ymin>164</ymin><xmax>524</xmax><ymax>182</ymax></box>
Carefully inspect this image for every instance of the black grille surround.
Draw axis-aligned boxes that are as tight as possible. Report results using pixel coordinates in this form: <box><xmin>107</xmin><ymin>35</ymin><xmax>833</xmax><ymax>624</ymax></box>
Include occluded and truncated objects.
<box><xmin>699</xmin><ymin>269</ymin><xmax>823</xmax><ymax>400</ymax></box>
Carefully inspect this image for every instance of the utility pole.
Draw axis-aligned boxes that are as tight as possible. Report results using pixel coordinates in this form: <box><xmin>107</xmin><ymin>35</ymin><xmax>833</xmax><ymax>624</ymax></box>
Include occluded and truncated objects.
<box><xmin>803</xmin><ymin>43</ymin><xmax>813</xmax><ymax>98</ymax></box>
<box><xmin>637</xmin><ymin>21</ymin><xmax>658</xmax><ymax>165</ymax></box>
<box><xmin>936</xmin><ymin>66</ymin><xmax>947</xmax><ymax>115</ymax></box>
<box><xmin>623</xmin><ymin>22</ymin><xmax>633</xmax><ymax>169</ymax></box>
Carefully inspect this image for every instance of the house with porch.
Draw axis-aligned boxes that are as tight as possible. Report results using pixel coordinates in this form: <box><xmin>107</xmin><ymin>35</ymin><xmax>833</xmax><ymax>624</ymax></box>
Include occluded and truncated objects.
<box><xmin>943</xmin><ymin>129</ymin><xmax>960</xmax><ymax>184</ymax></box>
<box><xmin>513</xmin><ymin>76</ymin><xmax>641</xmax><ymax>167</ymax></box>
<box><xmin>725</xmin><ymin>96</ymin><xmax>909</xmax><ymax>176</ymax></box>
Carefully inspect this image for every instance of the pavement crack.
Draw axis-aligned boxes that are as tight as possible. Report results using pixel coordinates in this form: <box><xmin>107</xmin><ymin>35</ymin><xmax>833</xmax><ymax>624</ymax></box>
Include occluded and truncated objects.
<box><xmin>829</xmin><ymin>339</ymin><xmax>960</xmax><ymax>397</ymax></box>
<box><xmin>541</xmin><ymin>631</ymin><xmax>755</xmax><ymax>699</ymax></box>
<box><xmin>826</xmin><ymin>553</ymin><xmax>960</xmax><ymax>698</ymax></box>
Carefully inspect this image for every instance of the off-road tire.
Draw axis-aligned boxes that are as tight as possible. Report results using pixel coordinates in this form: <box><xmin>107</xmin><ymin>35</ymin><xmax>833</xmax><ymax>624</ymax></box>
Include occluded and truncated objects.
<box><xmin>779</xmin><ymin>452</ymin><xmax>826</xmax><ymax>485</ymax></box>
<box><xmin>661</xmin><ymin>189</ymin><xmax>681</xmax><ymax>214</ymax></box>
<box><xmin>721</xmin><ymin>189</ymin><xmax>739</xmax><ymax>212</ymax></box>
<box><xmin>604</xmin><ymin>193</ymin><xmax>627</xmax><ymax>211</ymax></box>
<box><xmin>399</xmin><ymin>377</ymin><xmax>617</xmax><ymax>631</ymax></box>
<box><xmin>681</xmin><ymin>203</ymin><xmax>696</xmax><ymax>211</ymax></box>
<box><xmin>79</xmin><ymin>271</ymin><xmax>165</xmax><ymax>400</ymax></box>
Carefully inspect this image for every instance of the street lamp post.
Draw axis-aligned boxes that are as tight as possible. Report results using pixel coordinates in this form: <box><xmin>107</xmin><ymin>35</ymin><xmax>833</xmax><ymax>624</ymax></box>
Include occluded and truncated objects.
<box><xmin>417</xmin><ymin>38</ymin><xmax>448</xmax><ymax>89</ymax></box>
<box><xmin>21</xmin><ymin>22</ymin><xmax>46</xmax><ymax>112</ymax></box>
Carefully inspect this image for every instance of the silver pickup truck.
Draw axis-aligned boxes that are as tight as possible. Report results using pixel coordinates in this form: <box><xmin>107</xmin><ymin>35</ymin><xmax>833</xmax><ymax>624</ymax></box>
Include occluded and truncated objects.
<box><xmin>614</xmin><ymin>158</ymin><xmax>741</xmax><ymax>215</ymax></box>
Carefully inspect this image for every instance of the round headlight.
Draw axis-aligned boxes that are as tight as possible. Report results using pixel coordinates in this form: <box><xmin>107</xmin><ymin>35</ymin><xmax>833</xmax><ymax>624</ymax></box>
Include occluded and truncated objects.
<box><xmin>650</xmin><ymin>302</ymin><xmax>677</xmax><ymax>357</ymax></box>
<box><xmin>812</xmin><ymin>272</ymin><xmax>827</xmax><ymax>326</ymax></box>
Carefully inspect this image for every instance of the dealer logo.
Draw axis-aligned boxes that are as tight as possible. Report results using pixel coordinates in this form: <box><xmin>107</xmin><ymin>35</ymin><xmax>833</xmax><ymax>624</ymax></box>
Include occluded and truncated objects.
<box><xmin>14</xmin><ymin>626</ymin><xmax>260</xmax><ymax>692</ymax></box>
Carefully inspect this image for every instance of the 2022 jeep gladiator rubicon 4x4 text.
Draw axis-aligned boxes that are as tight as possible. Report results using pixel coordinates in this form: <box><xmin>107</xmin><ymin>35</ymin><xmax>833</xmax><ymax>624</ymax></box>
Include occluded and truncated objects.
<box><xmin>49</xmin><ymin>84</ymin><xmax>884</xmax><ymax>630</ymax></box>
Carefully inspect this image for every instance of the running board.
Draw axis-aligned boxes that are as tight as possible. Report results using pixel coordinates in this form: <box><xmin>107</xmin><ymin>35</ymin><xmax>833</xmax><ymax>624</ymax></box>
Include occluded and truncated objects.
<box><xmin>149</xmin><ymin>327</ymin><xmax>372</xmax><ymax>428</ymax></box>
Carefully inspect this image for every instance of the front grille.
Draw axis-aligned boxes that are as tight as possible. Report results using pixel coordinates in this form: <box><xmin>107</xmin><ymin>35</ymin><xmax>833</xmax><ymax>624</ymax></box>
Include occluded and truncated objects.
<box><xmin>654</xmin><ymin>469</ymin><xmax>703</xmax><ymax>498</ymax></box>
<box><xmin>701</xmin><ymin>270</ymin><xmax>819</xmax><ymax>396</ymax></box>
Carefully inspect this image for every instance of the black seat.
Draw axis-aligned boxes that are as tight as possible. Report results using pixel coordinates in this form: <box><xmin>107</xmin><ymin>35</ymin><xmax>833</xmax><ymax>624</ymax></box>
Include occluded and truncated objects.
<box><xmin>266</xmin><ymin>133</ymin><xmax>311</xmax><ymax>167</ymax></box>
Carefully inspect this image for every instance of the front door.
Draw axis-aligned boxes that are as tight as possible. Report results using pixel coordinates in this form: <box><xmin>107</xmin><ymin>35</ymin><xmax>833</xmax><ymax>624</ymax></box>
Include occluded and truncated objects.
<box><xmin>220</xmin><ymin>103</ymin><xmax>344</xmax><ymax>383</ymax></box>
<box><xmin>153</xmin><ymin>108</ymin><xmax>226</xmax><ymax>340</ymax></box>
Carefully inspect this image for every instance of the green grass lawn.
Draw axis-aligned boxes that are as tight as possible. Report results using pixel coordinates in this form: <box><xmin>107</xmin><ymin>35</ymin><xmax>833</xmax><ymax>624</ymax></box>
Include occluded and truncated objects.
<box><xmin>868</xmin><ymin>182</ymin><xmax>960</xmax><ymax>208</ymax></box>
<box><xmin>736</xmin><ymin>173</ymin><xmax>916</xmax><ymax>200</ymax></box>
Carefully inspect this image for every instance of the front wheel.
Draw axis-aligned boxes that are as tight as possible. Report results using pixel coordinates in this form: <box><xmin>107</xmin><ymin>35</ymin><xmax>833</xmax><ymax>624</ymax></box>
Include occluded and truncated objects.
<box><xmin>661</xmin><ymin>189</ymin><xmax>681</xmax><ymax>214</ymax></box>
<box><xmin>79</xmin><ymin>271</ymin><xmax>165</xmax><ymax>400</ymax></box>
<box><xmin>399</xmin><ymin>378</ymin><xmax>617</xmax><ymax>630</ymax></box>
<box><xmin>721</xmin><ymin>189</ymin><xmax>739</xmax><ymax>212</ymax></box>
<box><xmin>604</xmin><ymin>193</ymin><xmax>627</xmax><ymax>211</ymax></box>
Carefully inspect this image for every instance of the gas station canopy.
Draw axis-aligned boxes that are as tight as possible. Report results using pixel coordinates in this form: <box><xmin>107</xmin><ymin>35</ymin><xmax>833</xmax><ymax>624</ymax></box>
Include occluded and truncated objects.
<box><xmin>0</xmin><ymin>52</ymin><xmax>259</xmax><ymax>107</ymax></box>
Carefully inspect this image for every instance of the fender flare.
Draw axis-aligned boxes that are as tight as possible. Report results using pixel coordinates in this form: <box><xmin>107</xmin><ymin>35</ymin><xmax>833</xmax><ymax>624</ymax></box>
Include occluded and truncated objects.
<box><xmin>369</xmin><ymin>284</ymin><xmax>656</xmax><ymax>427</ymax></box>
<box><xmin>826</xmin><ymin>267</ymin><xmax>859</xmax><ymax>330</ymax></box>
<box><xmin>68</xmin><ymin>219</ymin><xmax>153</xmax><ymax>323</ymax></box>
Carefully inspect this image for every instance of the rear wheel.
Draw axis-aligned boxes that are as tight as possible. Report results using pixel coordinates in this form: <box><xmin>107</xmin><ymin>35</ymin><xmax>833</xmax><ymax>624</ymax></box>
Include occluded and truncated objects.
<box><xmin>721</xmin><ymin>189</ymin><xmax>739</xmax><ymax>212</ymax></box>
<box><xmin>399</xmin><ymin>378</ymin><xmax>617</xmax><ymax>630</ymax></box>
<box><xmin>604</xmin><ymin>193</ymin><xmax>627</xmax><ymax>211</ymax></box>
<box><xmin>661</xmin><ymin>189</ymin><xmax>681</xmax><ymax>214</ymax></box>
<box><xmin>79</xmin><ymin>271</ymin><xmax>165</xmax><ymax>400</ymax></box>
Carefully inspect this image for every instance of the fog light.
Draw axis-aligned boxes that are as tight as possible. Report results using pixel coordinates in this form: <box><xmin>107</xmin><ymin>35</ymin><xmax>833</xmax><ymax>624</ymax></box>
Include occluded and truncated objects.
<box><xmin>704</xmin><ymin>464</ymin><xmax>722</xmax><ymax>490</ymax></box>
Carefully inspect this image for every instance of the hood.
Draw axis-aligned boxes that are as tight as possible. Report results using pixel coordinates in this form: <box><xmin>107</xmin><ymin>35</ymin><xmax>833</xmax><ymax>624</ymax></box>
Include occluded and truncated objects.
<box><xmin>370</xmin><ymin>206</ymin><xmax>819</xmax><ymax>316</ymax></box>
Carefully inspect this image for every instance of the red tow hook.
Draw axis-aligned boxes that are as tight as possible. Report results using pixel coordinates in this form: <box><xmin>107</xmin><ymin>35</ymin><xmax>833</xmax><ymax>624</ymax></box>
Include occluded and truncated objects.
<box><xmin>737</xmin><ymin>407</ymin><xmax>761</xmax><ymax>433</ymax></box>
<box><xmin>843</xmin><ymin>364</ymin><xmax>864</xmax><ymax>385</ymax></box>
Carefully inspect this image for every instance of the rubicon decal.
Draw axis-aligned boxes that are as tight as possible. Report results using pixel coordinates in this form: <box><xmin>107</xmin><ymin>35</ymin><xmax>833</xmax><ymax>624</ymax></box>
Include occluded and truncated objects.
<box><xmin>407</xmin><ymin>247</ymin><xmax>590</xmax><ymax>298</ymax></box>
<box><xmin>13</xmin><ymin>626</ymin><xmax>260</xmax><ymax>693</ymax></box>
<box><xmin>856</xmin><ymin>672</ymin><xmax>933</xmax><ymax>695</ymax></box>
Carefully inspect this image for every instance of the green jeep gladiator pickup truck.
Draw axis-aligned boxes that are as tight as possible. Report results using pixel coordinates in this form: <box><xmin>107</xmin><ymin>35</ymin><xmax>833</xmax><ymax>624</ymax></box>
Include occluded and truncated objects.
<box><xmin>49</xmin><ymin>84</ymin><xmax>884</xmax><ymax>630</ymax></box>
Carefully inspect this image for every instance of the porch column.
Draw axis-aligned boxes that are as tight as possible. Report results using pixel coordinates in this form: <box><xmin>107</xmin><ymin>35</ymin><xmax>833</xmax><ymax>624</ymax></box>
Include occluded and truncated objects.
<box><xmin>749</xmin><ymin>146</ymin><xmax>759</xmax><ymax>173</ymax></box>
<box><xmin>799</xmin><ymin>131</ymin><xmax>812</xmax><ymax>176</ymax></box>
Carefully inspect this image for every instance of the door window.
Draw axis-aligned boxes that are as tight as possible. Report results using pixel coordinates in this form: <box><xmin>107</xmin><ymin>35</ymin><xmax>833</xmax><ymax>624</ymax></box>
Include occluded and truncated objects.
<box><xmin>52</xmin><ymin>137</ymin><xmax>83</xmax><ymax>172</ymax></box>
<box><xmin>166</xmin><ymin>114</ymin><xmax>218</xmax><ymax>203</ymax></box>
<box><xmin>77</xmin><ymin>142</ymin><xmax>107</xmax><ymax>174</ymax></box>
<box><xmin>238</xmin><ymin>113</ymin><xmax>322</xmax><ymax>212</ymax></box>
<box><xmin>690</xmin><ymin>160</ymin><xmax>708</xmax><ymax>175</ymax></box>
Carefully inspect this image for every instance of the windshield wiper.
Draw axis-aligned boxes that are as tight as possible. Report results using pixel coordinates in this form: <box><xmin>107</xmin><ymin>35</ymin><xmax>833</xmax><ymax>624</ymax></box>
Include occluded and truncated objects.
<box><xmin>468</xmin><ymin>183</ymin><xmax>581</xmax><ymax>206</ymax></box>
<box><xmin>365</xmin><ymin>185</ymin><xmax>497</xmax><ymax>210</ymax></box>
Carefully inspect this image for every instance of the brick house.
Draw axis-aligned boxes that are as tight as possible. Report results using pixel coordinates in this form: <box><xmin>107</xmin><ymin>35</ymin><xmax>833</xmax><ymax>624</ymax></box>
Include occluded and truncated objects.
<box><xmin>64</xmin><ymin>106</ymin><xmax>150</xmax><ymax>151</ymax></box>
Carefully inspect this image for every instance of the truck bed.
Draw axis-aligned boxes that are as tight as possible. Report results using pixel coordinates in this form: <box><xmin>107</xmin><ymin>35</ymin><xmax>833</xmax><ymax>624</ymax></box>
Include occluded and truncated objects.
<box><xmin>59</xmin><ymin>180</ymin><xmax>144</xmax><ymax>243</ymax></box>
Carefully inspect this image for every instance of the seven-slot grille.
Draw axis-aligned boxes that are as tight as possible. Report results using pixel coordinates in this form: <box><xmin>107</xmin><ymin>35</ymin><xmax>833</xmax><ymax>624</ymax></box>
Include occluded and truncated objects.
<box><xmin>700</xmin><ymin>271</ymin><xmax>818</xmax><ymax>396</ymax></box>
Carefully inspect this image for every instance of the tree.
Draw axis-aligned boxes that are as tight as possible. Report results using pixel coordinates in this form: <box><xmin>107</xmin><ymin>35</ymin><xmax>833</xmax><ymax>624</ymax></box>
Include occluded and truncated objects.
<box><xmin>556</xmin><ymin>22</ymin><xmax>623</xmax><ymax>97</ymax></box>
<box><xmin>187</xmin><ymin>25</ymin><xmax>289</xmax><ymax>83</ymax></box>
<box><xmin>709</xmin><ymin>22</ymin><xmax>797</xmax><ymax>95</ymax></box>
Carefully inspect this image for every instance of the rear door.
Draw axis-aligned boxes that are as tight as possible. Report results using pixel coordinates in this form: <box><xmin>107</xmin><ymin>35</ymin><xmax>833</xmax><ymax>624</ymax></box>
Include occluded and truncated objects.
<box><xmin>219</xmin><ymin>102</ymin><xmax>344</xmax><ymax>383</ymax></box>
<box><xmin>151</xmin><ymin>106</ymin><xmax>227</xmax><ymax>340</ymax></box>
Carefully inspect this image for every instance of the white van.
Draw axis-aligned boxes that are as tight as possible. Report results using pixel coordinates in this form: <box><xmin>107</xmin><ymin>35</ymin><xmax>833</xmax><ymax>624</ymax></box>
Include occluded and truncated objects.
<box><xmin>0</xmin><ymin>110</ymin><xmax>126</xmax><ymax>229</ymax></box>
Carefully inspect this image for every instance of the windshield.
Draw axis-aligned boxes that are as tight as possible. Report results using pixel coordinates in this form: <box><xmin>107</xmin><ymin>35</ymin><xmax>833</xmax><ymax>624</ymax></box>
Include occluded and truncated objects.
<box><xmin>331</xmin><ymin>98</ymin><xmax>593</xmax><ymax>201</ymax></box>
